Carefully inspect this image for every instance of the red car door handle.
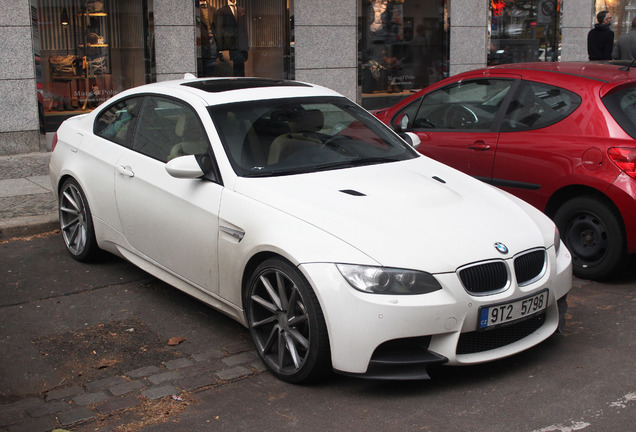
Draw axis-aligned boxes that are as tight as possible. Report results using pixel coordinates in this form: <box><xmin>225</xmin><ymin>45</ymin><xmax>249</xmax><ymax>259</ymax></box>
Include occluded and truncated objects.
<box><xmin>468</xmin><ymin>141</ymin><xmax>491</xmax><ymax>151</ymax></box>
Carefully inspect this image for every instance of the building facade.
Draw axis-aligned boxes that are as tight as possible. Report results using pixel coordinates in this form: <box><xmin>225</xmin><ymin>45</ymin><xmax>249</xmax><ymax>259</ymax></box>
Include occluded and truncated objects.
<box><xmin>0</xmin><ymin>0</ymin><xmax>599</xmax><ymax>155</ymax></box>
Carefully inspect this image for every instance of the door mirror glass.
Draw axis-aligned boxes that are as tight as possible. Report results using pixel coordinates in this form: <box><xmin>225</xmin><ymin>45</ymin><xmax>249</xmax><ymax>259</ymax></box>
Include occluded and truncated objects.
<box><xmin>399</xmin><ymin>113</ymin><xmax>410</xmax><ymax>131</ymax></box>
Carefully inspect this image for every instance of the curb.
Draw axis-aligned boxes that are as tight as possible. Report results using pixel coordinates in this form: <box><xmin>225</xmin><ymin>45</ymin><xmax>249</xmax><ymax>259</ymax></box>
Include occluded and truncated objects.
<box><xmin>0</xmin><ymin>214</ymin><xmax>58</xmax><ymax>242</ymax></box>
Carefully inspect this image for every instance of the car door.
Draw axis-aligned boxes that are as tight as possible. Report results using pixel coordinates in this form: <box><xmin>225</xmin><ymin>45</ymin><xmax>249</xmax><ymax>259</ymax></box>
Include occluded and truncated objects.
<box><xmin>394</xmin><ymin>78</ymin><xmax>517</xmax><ymax>180</ymax></box>
<box><xmin>493</xmin><ymin>80</ymin><xmax>583</xmax><ymax>208</ymax></box>
<box><xmin>87</xmin><ymin>96</ymin><xmax>143</xmax><ymax>235</ymax></box>
<box><xmin>114</xmin><ymin>95</ymin><xmax>222</xmax><ymax>293</ymax></box>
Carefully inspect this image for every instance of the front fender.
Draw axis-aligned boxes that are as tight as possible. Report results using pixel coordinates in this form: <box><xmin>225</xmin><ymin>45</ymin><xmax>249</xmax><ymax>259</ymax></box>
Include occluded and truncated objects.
<box><xmin>217</xmin><ymin>189</ymin><xmax>379</xmax><ymax>314</ymax></box>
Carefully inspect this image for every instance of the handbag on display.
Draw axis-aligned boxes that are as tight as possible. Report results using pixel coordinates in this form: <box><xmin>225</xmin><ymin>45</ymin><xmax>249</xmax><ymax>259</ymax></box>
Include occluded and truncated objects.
<box><xmin>86</xmin><ymin>1</ymin><xmax>104</xmax><ymax>13</ymax></box>
<box><xmin>49</xmin><ymin>55</ymin><xmax>82</xmax><ymax>78</ymax></box>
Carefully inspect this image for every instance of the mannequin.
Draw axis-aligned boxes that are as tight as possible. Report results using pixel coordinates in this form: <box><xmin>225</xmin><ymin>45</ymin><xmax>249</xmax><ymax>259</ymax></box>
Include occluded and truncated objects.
<box><xmin>199</xmin><ymin>1</ymin><xmax>217</xmax><ymax>77</ymax></box>
<box><xmin>370</xmin><ymin>0</ymin><xmax>387</xmax><ymax>33</ymax></box>
<box><xmin>213</xmin><ymin>0</ymin><xmax>249</xmax><ymax>76</ymax></box>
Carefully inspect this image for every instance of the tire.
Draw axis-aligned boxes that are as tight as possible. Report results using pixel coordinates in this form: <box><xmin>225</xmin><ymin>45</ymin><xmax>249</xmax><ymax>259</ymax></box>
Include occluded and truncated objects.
<box><xmin>246</xmin><ymin>258</ymin><xmax>331</xmax><ymax>384</ymax></box>
<box><xmin>58</xmin><ymin>178</ymin><xmax>99</xmax><ymax>261</ymax></box>
<box><xmin>553</xmin><ymin>196</ymin><xmax>627</xmax><ymax>280</ymax></box>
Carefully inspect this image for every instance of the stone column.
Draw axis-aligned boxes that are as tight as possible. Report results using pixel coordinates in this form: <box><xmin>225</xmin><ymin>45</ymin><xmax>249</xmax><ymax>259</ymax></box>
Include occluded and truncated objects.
<box><xmin>449</xmin><ymin>0</ymin><xmax>489</xmax><ymax>76</ymax></box>
<box><xmin>154</xmin><ymin>0</ymin><xmax>197</xmax><ymax>81</ymax></box>
<box><xmin>294</xmin><ymin>0</ymin><xmax>358</xmax><ymax>101</ymax></box>
<box><xmin>561</xmin><ymin>0</ymin><xmax>595</xmax><ymax>61</ymax></box>
<box><xmin>0</xmin><ymin>0</ymin><xmax>40</xmax><ymax>155</ymax></box>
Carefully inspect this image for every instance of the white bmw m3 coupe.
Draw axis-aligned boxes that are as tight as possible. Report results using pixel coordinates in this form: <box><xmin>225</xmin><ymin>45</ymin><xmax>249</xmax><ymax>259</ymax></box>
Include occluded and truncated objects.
<box><xmin>50</xmin><ymin>77</ymin><xmax>571</xmax><ymax>383</ymax></box>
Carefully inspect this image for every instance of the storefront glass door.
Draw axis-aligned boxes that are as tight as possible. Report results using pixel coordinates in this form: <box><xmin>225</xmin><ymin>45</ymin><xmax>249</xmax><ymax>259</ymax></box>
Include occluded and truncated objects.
<box><xmin>488</xmin><ymin>0</ymin><xmax>561</xmax><ymax>65</ymax></box>
<box><xmin>195</xmin><ymin>0</ymin><xmax>293</xmax><ymax>79</ymax></box>
<box><xmin>359</xmin><ymin>0</ymin><xmax>450</xmax><ymax>110</ymax></box>
<box><xmin>33</xmin><ymin>0</ymin><xmax>154</xmax><ymax>132</ymax></box>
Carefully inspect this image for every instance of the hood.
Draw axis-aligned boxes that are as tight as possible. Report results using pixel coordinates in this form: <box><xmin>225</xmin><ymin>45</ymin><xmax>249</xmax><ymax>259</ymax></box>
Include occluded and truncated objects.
<box><xmin>593</xmin><ymin>23</ymin><xmax>612</xmax><ymax>31</ymax></box>
<box><xmin>233</xmin><ymin>158</ymin><xmax>553</xmax><ymax>273</ymax></box>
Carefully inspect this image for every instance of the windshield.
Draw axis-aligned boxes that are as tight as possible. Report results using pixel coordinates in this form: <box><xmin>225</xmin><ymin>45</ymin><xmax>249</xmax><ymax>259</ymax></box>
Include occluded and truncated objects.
<box><xmin>208</xmin><ymin>97</ymin><xmax>417</xmax><ymax>177</ymax></box>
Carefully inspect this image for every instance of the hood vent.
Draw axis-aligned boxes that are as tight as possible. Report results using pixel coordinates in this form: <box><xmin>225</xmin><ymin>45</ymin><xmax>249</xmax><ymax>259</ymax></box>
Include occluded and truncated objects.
<box><xmin>340</xmin><ymin>189</ymin><xmax>366</xmax><ymax>196</ymax></box>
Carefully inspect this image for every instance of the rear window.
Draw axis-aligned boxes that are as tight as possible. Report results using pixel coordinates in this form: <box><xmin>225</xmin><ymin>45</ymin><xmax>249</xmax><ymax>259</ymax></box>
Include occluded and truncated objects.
<box><xmin>602</xmin><ymin>86</ymin><xmax>636</xmax><ymax>139</ymax></box>
<box><xmin>501</xmin><ymin>81</ymin><xmax>581</xmax><ymax>132</ymax></box>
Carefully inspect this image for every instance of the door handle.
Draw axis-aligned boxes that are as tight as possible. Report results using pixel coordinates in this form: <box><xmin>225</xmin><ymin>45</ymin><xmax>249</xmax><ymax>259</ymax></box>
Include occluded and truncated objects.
<box><xmin>468</xmin><ymin>141</ymin><xmax>491</xmax><ymax>151</ymax></box>
<box><xmin>117</xmin><ymin>165</ymin><xmax>135</xmax><ymax>177</ymax></box>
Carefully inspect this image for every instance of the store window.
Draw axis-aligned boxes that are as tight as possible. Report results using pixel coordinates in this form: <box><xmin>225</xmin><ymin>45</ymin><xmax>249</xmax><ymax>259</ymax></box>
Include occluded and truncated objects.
<box><xmin>195</xmin><ymin>0</ymin><xmax>293</xmax><ymax>79</ymax></box>
<box><xmin>599</xmin><ymin>1</ymin><xmax>635</xmax><ymax>48</ymax></box>
<box><xmin>358</xmin><ymin>0</ymin><xmax>450</xmax><ymax>110</ymax></box>
<box><xmin>489</xmin><ymin>0</ymin><xmax>561</xmax><ymax>65</ymax></box>
<box><xmin>33</xmin><ymin>0</ymin><xmax>154</xmax><ymax>132</ymax></box>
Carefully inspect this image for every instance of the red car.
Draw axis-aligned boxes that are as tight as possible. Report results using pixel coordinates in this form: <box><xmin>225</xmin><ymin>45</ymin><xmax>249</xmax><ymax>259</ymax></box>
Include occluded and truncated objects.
<box><xmin>375</xmin><ymin>62</ymin><xmax>636</xmax><ymax>280</ymax></box>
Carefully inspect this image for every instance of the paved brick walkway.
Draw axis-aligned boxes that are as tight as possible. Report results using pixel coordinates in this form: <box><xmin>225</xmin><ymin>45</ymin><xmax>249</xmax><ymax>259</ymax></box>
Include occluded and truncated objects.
<box><xmin>0</xmin><ymin>154</ymin><xmax>268</xmax><ymax>430</ymax></box>
<box><xmin>0</xmin><ymin>340</ymin><xmax>265</xmax><ymax>431</ymax></box>
<box><xmin>0</xmin><ymin>152</ymin><xmax>58</xmax><ymax>239</ymax></box>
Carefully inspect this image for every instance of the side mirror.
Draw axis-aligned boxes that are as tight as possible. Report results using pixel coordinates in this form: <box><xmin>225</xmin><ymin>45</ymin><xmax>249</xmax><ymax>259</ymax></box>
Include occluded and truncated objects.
<box><xmin>394</xmin><ymin>113</ymin><xmax>410</xmax><ymax>132</ymax></box>
<box><xmin>399</xmin><ymin>131</ymin><xmax>421</xmax><ymax>149</ymax></box>
<box><xmin>165</xmin><ymin>155</ymin><xmax>205</xmax><ymax>179</ymax></box>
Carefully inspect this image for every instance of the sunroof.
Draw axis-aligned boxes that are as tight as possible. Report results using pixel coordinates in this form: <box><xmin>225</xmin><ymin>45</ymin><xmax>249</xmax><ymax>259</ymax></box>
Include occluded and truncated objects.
<box><xmin>181</xmin><ymin>78</ymin><xmax>311</xmax><ymax>93</ymax></box>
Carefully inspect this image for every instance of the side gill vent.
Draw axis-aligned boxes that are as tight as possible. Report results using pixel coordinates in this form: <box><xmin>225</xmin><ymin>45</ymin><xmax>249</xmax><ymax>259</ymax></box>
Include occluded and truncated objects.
<box><xmin>432</xmin><ymin>176</ymin><xmax>446</xmax><ymax>184</ymax></box>
<box><xmin>340</xmin><ymin>189</ymin><xmax>366</xmax><ymax>196</ymax></box>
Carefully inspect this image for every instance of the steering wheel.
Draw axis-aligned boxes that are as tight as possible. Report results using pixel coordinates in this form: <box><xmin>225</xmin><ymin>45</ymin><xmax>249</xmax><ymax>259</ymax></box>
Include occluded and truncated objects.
<box><xmin>443</xmin><ymin>105</ymin><xmax>478</xmax><ymax>129</ymax></box>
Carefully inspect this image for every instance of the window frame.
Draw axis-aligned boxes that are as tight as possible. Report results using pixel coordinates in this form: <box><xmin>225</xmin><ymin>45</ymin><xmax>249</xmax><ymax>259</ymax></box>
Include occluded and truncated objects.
<box><xmin>500</xmin><ymin>80</ymin><xmax>582</xmax><ymax>133</ymax></box>
<box><xmin>93</xmin><ymin>95</ymin><xmax>145</xmax><ymax>148</ymax></box>
<box><xmin>395</xmin><ymin>78</ymin><xmax>518</xmax><ymax>133</ymax></box>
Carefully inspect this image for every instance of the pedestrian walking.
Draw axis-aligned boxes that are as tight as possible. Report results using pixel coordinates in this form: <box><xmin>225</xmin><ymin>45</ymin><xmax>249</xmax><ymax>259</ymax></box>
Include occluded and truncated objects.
<box><xmin>588</xmin><ymin>10</ymin><xmax>614</xmax><ymax>60</ymax></box>
<box><xmin>612</xmin><ymin>17</ymin><xmax>636</xmax><ymax>60</ymax></box>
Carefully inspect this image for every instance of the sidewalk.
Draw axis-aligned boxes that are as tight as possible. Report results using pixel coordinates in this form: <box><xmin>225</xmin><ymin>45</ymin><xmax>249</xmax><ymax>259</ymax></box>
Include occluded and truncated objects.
<box><xmin>0</xmin><ymin>152</ymin><xmax>58</xmax><ymax>241</ymax></box>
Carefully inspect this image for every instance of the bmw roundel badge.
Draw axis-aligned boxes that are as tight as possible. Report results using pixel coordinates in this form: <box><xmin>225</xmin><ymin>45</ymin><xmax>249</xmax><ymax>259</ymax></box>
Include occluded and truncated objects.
<box><xmin>494</xmin><ymin>242</ymin><xmax>509</xmax><ymax>254</ymax></box>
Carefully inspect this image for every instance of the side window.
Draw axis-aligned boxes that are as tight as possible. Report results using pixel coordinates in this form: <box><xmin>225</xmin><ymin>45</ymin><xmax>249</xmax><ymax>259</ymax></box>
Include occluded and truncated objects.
<box><xmin>502</xmin><ymin>81</ymin><xmax>581</xmax><ymax>132</ymax></box>
<box><xmin>94</xmin><ymin>97</ymin><xmax>142</xmax><ymax>146</ymax></box>
<box><xmin>408</xmin><ymin>79</ymin><xmax>512</xmax><ymax>131</ymax></box>
<box><xmin>132</xmin><ymin>96</ymin><xmax>209</xmax><ymax>163</ymax></box>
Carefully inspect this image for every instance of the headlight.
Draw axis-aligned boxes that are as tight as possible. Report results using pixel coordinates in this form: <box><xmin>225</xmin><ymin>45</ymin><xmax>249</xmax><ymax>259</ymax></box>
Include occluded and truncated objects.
<box><xmin>553</xmin><ymin>226</ymin><xmax>561</xmax><ymax>254</ymax></box>
<box><xmin>337</xmin><ymin>264</ymin><xmax>442</xmax><ymax>295</ymax></box>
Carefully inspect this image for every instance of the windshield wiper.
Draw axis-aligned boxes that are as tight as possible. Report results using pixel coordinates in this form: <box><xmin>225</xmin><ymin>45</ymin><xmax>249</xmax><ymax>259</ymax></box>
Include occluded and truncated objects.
<box><xmin>242</xmin><ymin>157</ymin><xmax>403</xmax><ymax>177</ymax></box>
<box><xmin>311</xmin><ymin>157</ymin><xmax>402</xmax><ymax>171</ymax></box>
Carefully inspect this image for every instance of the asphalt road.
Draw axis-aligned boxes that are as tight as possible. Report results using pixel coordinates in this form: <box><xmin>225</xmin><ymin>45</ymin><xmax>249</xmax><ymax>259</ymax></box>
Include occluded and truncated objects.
<box><xmin>1</xmin><ymin>233</ymin><xmax>634</xmax><ymax>432</ymax></box>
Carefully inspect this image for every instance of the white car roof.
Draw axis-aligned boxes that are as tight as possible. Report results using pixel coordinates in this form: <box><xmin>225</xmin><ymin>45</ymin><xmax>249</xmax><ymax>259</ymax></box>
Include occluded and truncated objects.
<box><xmin>129</xmin><ymin>76</ymin><xmax>344</xmax><ymax>107</ymax></box>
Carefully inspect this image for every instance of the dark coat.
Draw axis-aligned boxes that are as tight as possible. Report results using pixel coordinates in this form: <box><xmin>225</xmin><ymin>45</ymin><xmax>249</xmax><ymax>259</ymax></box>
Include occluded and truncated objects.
<box><xmin>213</xmin><ymin>5</ymin><xmax>249</xmax><ymax>52</ymax></box>
<box><xmin>587</xmin><ymin>24</ymin><xmax>614</xmax><ymax>60</ymax></box>
<box><xmin>612</xmin><ymin>29</ymin><xmax>636</xmax><ymax>60</ymax></box>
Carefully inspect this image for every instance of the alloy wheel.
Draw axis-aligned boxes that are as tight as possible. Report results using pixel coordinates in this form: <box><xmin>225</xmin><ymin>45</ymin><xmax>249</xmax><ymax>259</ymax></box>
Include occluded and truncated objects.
<box><xmin>248</xmin><ymin>267</ymin><xmax>312</xmax><ymax>377</ymax></box>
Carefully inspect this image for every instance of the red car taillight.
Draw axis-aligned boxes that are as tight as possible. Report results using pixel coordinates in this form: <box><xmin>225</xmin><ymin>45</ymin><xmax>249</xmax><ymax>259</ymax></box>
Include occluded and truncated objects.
<box><xmin>608</xmin><ymin>147</ymin><xmax>636</xmax><ymax>179</ymax></box>
<box><xmin>51</xmin><ymin>132</ymin><xmax>58</xmax><ymax>152</ymax></box>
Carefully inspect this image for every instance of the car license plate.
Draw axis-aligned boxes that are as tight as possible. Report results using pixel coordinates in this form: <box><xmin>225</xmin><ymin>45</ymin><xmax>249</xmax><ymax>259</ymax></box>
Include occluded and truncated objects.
<box><xmin>478</xmin><ymin>289</ymin><xmax>548</xmax><ymax>330</ymax></box>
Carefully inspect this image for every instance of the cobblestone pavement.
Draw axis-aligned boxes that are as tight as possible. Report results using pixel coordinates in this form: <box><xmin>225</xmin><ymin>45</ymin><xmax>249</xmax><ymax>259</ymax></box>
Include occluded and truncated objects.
<box><xmin>0</xmin><ymin>338</ymin><xmax>265</xmax><ymax>432</ymax></box>
<box><xmin>0</xmin><ymin>232</ymin><xmax>268</xmax><ymax>432</ymax></box>
<box><xmin>0</xmin><ymin>152</ymin><xmax>58</xmax><ymax>239</ymax></box>
<box><xmin>0</xmin><ymin>155</ymin><xmax>270</xmax><ymax>430</ymax></box>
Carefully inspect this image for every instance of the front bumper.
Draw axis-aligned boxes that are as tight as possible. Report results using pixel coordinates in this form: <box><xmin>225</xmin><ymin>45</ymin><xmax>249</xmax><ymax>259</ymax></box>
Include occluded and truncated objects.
<box><xmin>299</xmin><ymin>243</ymin><xmax>571</xmax><ymax>379</ymax></box>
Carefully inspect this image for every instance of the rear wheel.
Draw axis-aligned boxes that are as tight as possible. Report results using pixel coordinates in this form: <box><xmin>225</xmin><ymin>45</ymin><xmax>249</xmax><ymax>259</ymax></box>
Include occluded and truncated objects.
<box><xmin>553</xmin><ymin>196</ymin><xmax>627</xmax><ymax>280</ymax></box>
<box><xmin>246</xmin><ymin>258</ymin><xmax>331</xmax><ymax>384</ymax></box>
<box><xmin>59</xmin><ymin>178</ymin><xmax>99</xmax><ymax>261</ymax></box>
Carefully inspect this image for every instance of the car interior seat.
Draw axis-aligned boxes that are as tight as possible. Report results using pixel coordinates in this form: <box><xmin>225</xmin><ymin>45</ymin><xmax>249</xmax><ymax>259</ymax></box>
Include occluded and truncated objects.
<box><xmin>168</xmin><ymin>113</ymin><xmax>208</xmax><ymax>161</ymax></box>
<box><xmin>267</xmin><ymin>109</ymin><xmax>324</xmax><ymax>164</ymax></box>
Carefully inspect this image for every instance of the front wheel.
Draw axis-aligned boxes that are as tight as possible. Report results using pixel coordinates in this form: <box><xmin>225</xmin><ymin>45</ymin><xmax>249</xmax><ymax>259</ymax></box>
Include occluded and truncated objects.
<box><xmin>59</xmin><ymin>178</ymin><xmax>99</xmax><ymax>261</ymax></box>
<box><xmin>553</xmin><ymin>196</ymin><xmax>627</xmax><ymax>280</ymax></box>
<box><xmin>246</xmin><ymin>258</ymin><xmax>331</xmax><ymax>384</ymax></box>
